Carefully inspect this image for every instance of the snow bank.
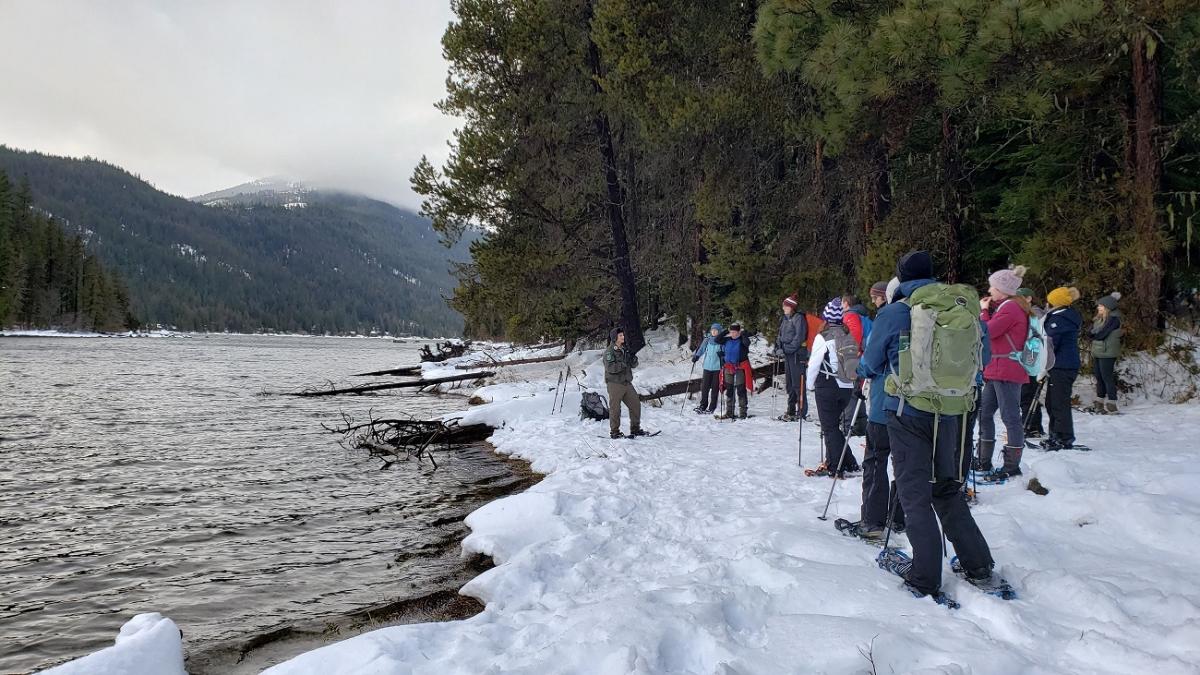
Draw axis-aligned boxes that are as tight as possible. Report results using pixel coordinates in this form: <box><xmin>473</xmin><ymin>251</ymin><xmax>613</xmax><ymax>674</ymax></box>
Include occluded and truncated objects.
<box><xmin>40</xmin><ymin>613</ymin><xmax>184</xmax><ymax>675</ymax></box>
<box><xmin>263</xmin><ymin>328</ymin><xmax>1200</xmax><ymax>674</ymax></box>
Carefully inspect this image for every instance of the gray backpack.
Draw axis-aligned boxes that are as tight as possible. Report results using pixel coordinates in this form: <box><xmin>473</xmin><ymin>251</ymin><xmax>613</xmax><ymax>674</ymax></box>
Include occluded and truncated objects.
<box><xmin>580</xmin><ymin>392</ymin><xmax>609</xmax><ymax>421</ymax></box>
<box><xmin>823</xmin><ymin>325</ymin><xmax>860</xmax><ymax>383</ymax></box>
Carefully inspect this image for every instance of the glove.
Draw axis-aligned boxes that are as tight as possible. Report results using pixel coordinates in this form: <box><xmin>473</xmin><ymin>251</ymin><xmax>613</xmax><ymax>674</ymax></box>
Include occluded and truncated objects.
<box><xmin>692</xmin><ymin>355</ymin><xmax>699</xmax><ymax>363</ymax></box>
<box><xmin>854</xmin><ymin>378</ymin><xmax>866</xmax><ymax>400</ymax></box>
<box><xmin>861</xmin><ymin>378</ymin><xmax>872</xmax><ymax>401</ymax></box>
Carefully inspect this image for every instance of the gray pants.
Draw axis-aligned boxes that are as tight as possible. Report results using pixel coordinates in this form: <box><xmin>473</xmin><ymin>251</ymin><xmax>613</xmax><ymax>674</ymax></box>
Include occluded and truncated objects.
<box><xmin>606</xmin><ymin>382</ymin><xmax>641</xmax><ymax>434</ymax></box>
<box><xmin>783</xmin><ymin>351</ymin><xmax>805</xmax><ymax>416</ymax></box>
<box><xmin>979</xmin><ymin>379</ymin><xmax>1024</xmax><ymax>469</ymax></box>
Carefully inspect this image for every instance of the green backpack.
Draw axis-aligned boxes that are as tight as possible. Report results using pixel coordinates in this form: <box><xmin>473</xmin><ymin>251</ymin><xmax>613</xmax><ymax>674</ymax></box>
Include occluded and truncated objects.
<box><xmin>884</xmin><ymin>283</ymin><xmax>983</xmax><ymax>416</ymax></box>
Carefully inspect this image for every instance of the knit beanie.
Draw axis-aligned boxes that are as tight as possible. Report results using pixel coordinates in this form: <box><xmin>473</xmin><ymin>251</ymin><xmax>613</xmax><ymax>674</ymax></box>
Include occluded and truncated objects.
<box><xmin>988</xmin><ymin>265</ymin><xmax>1027</xmax><ymax>297</ymax></box>
<box><xmin>869</xmin><ymin>281</ymin><xmax>888</xmax><ymax>300</ymax></box>
<box><xmin>609</xmin><ymin>327</ymin><xmax>623</xmax><ymax>343</ymax></box>
<box><xmin>885</xmin><ymin>277</ymin><xmax>901</xmax><ymax>304</ymax></box>
<box><xmin>1016</xmin><ymin>287</ymin><xmax>1034</xmax><ymax>298</ymax></box>
<box><xmin>783</xmin><ymin>294</ymin><xmax>799</xmax><ymax>309</ymax></box>
<box><xmin>822</xmin><ymin>297</ymin><xmax>844</xmax><ymax>324</ymax></box>
<box><xmin>710</xmin><ymin>322</ymin><xmax>723</xmax><ymax>331</ymax></box>
<box><xmin>1097</xmin><ymin>292</ymin><xmax>1121</xmax><ymax>311</ymax></box>
<box><xmin>896</xmin><ymin>251</ymin><xmax>933</xmax><ymax>282</ymax></box>
<box><xmin>1047</xmin><ymin>287</ymin><xmax>1080</xmax><ymax>308</ymax></box>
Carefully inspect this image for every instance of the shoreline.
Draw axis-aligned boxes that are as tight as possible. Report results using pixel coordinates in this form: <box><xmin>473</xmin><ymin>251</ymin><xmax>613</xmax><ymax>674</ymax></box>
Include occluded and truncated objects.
<box><xmin>184</xmin><ymin>442</ymin><xmax>542</xmax><ymax>674</ymax></box>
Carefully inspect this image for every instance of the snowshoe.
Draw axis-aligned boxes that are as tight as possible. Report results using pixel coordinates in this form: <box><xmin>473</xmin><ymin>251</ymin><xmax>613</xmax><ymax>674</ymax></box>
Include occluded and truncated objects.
<box><xmin>775</xmin><ymin>414</ymin><xmax>798</xmax><ymax>422</ymax></box>
<box><xmin>834</xmin><ymin>518</ymin><xmax>885</xmax><ymax>544</ymax></box>
<box><xmin>804</xmin><ymin>462</ymin><xmax>831</xmax><ymax>478</ymax></box>
<box><xmin>693</xmin><ymin>406</ymin><xmax>708</xmax><ymax>414</ymax></box>
<box><xmin>979</xmin><ymin>467</ymin><xmax>1021</xmax><ymax>484</ymax></box>
<box><xmin>970</xmin><ymin>456</ymin><xmax>993</xmax><ymax>473</ymax></box>
<box><xmin>951</xmin><ymin>557</ymin><xmax>1017</xmax><ymax>600</ymax></box>
<box><xmin>629</xmin><ymin>428</ymin><xmax>660</xmax><ymax>438</ymax></box>
<box><xmin>609</xmin><ymin>431</ymin><xmax>624</xmax><ymax>439</ymax></box>
<box><xmin>875</xmin><ymin>548</ymin><xmax>959</xmax><ymax>609</ymax></box>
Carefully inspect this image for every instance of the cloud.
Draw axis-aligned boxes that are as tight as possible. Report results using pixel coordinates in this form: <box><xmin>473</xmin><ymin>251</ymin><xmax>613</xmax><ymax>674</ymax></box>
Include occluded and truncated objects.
<box><xmin>0</xmin><ymin>0</ymin><xmax>458</xmax><ymax>209</ymax></box>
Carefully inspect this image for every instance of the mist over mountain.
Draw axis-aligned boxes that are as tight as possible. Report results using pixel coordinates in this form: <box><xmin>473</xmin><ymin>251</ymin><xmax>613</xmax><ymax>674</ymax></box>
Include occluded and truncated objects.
<box><xmin>0</xmin><ymin>146</ymin><xmax>470</xmax><ymax>336</ymax></box>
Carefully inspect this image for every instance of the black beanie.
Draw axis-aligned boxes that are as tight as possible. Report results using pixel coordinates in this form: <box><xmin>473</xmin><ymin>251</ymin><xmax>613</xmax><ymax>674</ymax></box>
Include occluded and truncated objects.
<box><xmin>896</xmin><ymin>251</ymin><xmax>933</xmax><ymax>282</ymax></box>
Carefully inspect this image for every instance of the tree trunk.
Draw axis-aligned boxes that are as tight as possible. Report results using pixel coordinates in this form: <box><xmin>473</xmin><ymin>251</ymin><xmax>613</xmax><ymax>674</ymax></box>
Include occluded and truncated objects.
<box><xmin>941</xmin><ymin>111</ymin><xmax>963</xmax><ymax>283</ymax></box>
<box><xmin>585</xmin><ymin>4</ymin><xmax>644</xmax><ymax>354</ymax></box>
<box><xmin>1130</xmin><ymin>30</ymin><xmax>1163</xmax><ymax>335</ymax></box>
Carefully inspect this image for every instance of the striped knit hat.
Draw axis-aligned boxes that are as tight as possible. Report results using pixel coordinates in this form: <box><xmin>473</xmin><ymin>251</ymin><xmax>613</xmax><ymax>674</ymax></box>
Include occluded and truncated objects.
<box><xmin>822</xmin><ymin>297</ymin><xmax>844</xmax><ymax>324</ymax></box>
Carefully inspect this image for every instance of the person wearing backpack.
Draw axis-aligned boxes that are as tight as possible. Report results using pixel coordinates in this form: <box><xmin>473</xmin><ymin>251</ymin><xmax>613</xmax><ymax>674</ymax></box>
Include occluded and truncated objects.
<box><xmin>691</xmin><ymin>323</ymin><xmax>725</xmax><ymax>414</ymax></box>
<box><xmin>716</xmin><ymin>322</ymin><xmax>755</xmax><ymax>419</ymax></box>
<box><xmin>604</xmin><ymin>327</ymin><xmax>648</xmax><ymax>438</ymax></box>
<box><xmin>806</xmin><ymin>298</ymin><xmax>861</xmax><ymax>477</ymax></box>
<box><xmin>860</xmin><ymin>251</ymin><xmax>997</xmax><ymax>604</ymax></box>
<box><xmin>1089</xmin><ymin>292</ymin><xmax>1123</xmax><ymax>414</ymax></box>
<box><xmin>1043</xmin><ymin>287</ymin><xmax>1083</xmax><ymax>448</ymax></box>
<box><xmin>976</xmin><ymin>266</ymin><xmax>1031</xmax><ymax>482</ymax></box>
<box><xmin>842</xmin><ymin>294</ymin><xmax>873</xmax><ymax>349</ymax></box>
<box><xmin>1016</xmin><ymin>289</ymin><xmax>1046</xmax><ymax>439</ymax></box>
<box><xmin>777</xmin><ymin>295</ymin><xmax>809</xmax><ymax>421</ymax></box>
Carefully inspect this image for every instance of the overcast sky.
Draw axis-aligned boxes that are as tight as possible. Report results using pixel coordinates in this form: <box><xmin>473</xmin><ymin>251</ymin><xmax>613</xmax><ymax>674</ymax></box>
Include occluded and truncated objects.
<box><xmin>0</xmin><ymin>0</ymin><xmax>458</xmax><ymax>209</ymax></box>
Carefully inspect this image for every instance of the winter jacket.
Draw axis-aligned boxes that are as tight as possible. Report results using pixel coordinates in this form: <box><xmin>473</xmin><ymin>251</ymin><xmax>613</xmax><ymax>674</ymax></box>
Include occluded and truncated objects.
<box><xmin>692</xmin><ymin>336</ymin><xmax>723</xmax><ymax>371</ymax></box>
<box><xmin>719</xmin><ymin>361</ymin><xmax>755</xmax><ymax>395</ymax></box>
<box><xmin>844</xmin><ymin>304</ymin><xmax>872</xmax><ymax>350</ymax></box>
<box><xmin>716</xmin><ymin>331</ymin><xmax>752</xmax><ymax>365</ymax></box>
<box><xmin>778</xmin><ymin>313</ymin><xmax>808</xmax><ymax>356</ymax></box>
<box><xmin>981</xmin><ymin>298</ymin><xmax>1030</xmax><ymax>384</ymax></box>
<box><xmin>807</xmin><ymin>328</ymin><xmax>854</xmax><ymax>390</ymax></box>
<box><xmin>604</xmin><ymin>345</ymin><xmax>638</xmax><ymax>385</ymax></box>
<box><xmin>1090</xmin><ymin>310</ymin><xmax>1122</xmax><ymax>359</ymax></box>
<box><xmin>1044</xmin><ymin>306</ymin><xmax>1083</xmax><ymax>371</ymax></box>
<box><xmin>860</xmin><ymin>279</ymin><xmax>991</xmax><ymax>419</ymax></box>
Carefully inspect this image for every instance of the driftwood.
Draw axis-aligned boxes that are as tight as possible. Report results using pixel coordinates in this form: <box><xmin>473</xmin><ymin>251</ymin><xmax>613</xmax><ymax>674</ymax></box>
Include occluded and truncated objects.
<box><xmin>639</xmin><ymin>361</ymin><xmax>781</xmax><ymax>401</ymax></box>
<box><xmin>454</xmin><ymin>352</ymin><xmax>567</xmax><ymax>370</ymax></box>
<box><xmin>289</xmin><ymin>371</ymin><xmax>495</xmax><ymax>397</ymax></box>
<box><xmin>323</xmin><ymin>412</ymin><xmax>493</xmax><ymax>469</ymax></box>
<box><xmin>420</xmin><ymin>341</ymin><xmax>470</xmax><ymax>363</ymax></box>
<box><xmin>352</xmin><ymin>365</ymin><xmax>423</xmax><ymax>377</ymax></box>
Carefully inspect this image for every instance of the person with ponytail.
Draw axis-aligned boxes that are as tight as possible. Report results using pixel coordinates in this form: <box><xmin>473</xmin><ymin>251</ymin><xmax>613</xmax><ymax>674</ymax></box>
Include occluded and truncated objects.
<box><xmin>977</xmin><ymin>265</ymin><xmax>1031</xmax><ymax>482</ymax></box>
<box><xmin>1043</xmin><ymin>287</ymin><xmax>1083</xmax><ymax>447</ymax></box>
<box><xmin>1090</xmin><ymin>292</ymin><xmax>1123</xmax><ymax>414</ymax></box>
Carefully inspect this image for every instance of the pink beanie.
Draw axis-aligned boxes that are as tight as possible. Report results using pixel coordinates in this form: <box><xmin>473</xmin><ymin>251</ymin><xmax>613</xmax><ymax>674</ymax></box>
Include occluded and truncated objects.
<box><xmin>988</xmin><ymin>265</ymin><xmax>1027</xmax><ymax>297</ymax></box>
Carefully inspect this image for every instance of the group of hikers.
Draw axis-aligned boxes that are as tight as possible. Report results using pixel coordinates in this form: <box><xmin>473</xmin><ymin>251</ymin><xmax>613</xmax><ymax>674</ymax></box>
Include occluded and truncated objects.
<box><xmin>602</xmin><ymin>249</ymin><xmax>1124</xmax><ymax>603</ymax></box>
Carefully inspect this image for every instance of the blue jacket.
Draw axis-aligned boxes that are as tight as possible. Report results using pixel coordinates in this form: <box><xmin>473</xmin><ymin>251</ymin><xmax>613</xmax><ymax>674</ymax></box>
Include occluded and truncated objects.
<box><xmin>692</xmin><ymin>336</ymin><xmax>723</xmax><ymax>371</ymax></box>
<box><xmin>858</xmin><ymin>279</ymin><xmax>991</xmax><ymax>419</ymax></box>
<box><xmin>1044</xmin><ymin>306</ymin><xmax>1082</xmax><ymax>370</ymax></box>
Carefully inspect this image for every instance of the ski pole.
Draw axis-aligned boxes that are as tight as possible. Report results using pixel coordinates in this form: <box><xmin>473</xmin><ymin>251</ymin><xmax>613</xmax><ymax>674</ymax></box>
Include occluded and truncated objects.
<box><xmin>681</xmin><ymin>360</ymin><xmax>697</xmax><ymax>416</ymax></box>
<box><xmin>797</xmin><ymin>411</ymin><xmax>804</xmax><ymax>466</ymax></box>
<box><xmin>818</xmin><ymin>396</ymin><xmax>864</xmax><ymax>520</ymax></box>
<box><xmin>551</xmin><ymin>370</ymin><xmax>563</xmax><ymax>414</ymax></box>
<box><xmin>882</xmin><ymin>487</ymin><xmax>899</xmax><ymax>551</ymax></box>
<box><xmin>770</xmin><ymin>356</ymin><xmax>779</xmax><ymax>417</ymax></box>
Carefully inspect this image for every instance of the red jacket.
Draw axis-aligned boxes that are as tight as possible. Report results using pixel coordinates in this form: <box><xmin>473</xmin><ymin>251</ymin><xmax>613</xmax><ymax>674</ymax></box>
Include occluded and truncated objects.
<box><xmin>719</xmin><ymin>361</ymin><xmax>755</xmax><ymax>395</ymax></box>
<box><xmin>844</xmin><ymin>312</ymin><xmax>865</xmax><ymax>351</ymax></box>
<box><xmin>981</xmin><ymin>299</ymin><xmax>1030</xmax><ymax>383</ymax></box>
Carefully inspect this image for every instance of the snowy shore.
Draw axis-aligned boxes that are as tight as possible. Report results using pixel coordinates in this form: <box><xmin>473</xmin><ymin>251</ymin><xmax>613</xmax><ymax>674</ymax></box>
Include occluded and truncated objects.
<box><xmin>44</xmin><ymin>330</ymin><xmax>1200</xmax><ymax>674</ymax></box>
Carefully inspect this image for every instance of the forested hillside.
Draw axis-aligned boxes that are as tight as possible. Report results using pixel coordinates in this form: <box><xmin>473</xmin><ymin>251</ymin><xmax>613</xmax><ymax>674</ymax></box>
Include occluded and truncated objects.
<box><xmin>0</xmin><ymin>171</ymin><xmax>137</xmax><ymax>331</ymax></box>
<box><xmin>0</xmin><ymin>146</ymin><xmax>470</xmax><ymax>336</ymax></box>
<box><xmin>414</xmin><ymin>0</ymin><xmax>1200</xmax><ymax>349</ymax></box>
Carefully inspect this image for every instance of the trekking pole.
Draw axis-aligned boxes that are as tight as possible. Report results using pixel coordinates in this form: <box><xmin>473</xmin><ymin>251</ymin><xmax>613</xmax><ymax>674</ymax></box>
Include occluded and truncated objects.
<box><xmin>1022</xmin><ymin>376</ymin><xmax>1047</xmax><ymax>433</ymax></box>
<box><xmin>797</xmin><ymin>411</ymin><xmax>804</xmax><ymax>466</ymax></box>
<box><xmin>558</xmin><ymin>366</ymin><xmax>572</xmax><ymax>414</ymax></box>
<box><xmin>881</xmin><ymin>488</ymin><xmax>899</xmax><ymax>551</ymax></box>
<box><xmin>551</xmin><ymin>370</ymin><xmax>563</xmax><ymax>414</ymax></box>
<box><xmin>818</xmin><ymin>396</ymin><xmax>864</xmax><ymax>520</ymax></box>
<box><xmin>681</xmin><ymin>360</ymin><xmax>697</xmax><ymax>416</ymax></box>
<box><xmin>770</xmin><ymin>356</ymin><xmax>779</xmax><ymax>417</ymax></box>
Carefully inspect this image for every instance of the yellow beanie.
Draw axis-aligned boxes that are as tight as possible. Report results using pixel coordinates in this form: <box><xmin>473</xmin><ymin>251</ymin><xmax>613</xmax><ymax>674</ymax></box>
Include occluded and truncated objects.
<box><xmin>1048</xmin><ymin>286</ymin><xmax>1081</xmax><ymax>307</ymax></box>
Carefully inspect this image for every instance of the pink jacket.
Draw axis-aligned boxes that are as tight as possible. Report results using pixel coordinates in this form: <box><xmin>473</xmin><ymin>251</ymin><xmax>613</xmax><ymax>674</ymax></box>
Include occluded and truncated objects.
<box><xmin>981</xmin><ymin>299</ymin><xmax>1030</xmax><ymax>383</ymax></box>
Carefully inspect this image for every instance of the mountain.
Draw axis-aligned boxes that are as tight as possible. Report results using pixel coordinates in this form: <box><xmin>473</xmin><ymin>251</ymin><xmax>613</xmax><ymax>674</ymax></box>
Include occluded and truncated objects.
<box><xmin>0</xmin><ymin>146</ymin><xmax>470</xmax><ymax>336</ymax></box>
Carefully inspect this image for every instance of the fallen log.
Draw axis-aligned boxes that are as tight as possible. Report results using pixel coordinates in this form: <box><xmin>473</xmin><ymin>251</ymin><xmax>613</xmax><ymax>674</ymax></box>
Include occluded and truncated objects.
<box><xmin>352</xmin><ymin>365</ymin><xmax>423</xmax><ymax>377</ymax></box>
<box><xmin>291</xmin><ymin>371</ymin><xmax>495</xmax><ymax>397</ymax></box>
<box><xmin>454</xmin><ymin>352</ymin><xmax>567</xmax><ymax>370</ymax></box>
<box><xmin>324</xmin><ymin>413</ymin><xmax>495</xmax><ymax>470</ymax></box>
<box><xmin>639</xmin><ymin>361</ymin><xmax>781</xmax><ymax>401</ymax></box>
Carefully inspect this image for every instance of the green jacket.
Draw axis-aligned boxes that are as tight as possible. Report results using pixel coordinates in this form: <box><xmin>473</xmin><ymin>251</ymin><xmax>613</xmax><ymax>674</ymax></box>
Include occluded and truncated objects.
<box><xmin>604</xmin><ymin>345</ymin><xmax>638</xmax><ymax>385</ymax></box>
<box><xmin>1090</xmin><ymin>309</ymin><xmax>1122</xmax><ymax>359</ymax></box>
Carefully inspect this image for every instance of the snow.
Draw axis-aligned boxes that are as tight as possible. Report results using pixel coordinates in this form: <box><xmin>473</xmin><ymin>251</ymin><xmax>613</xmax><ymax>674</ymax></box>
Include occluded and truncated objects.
<box><xmin>40</xmin><ymin>613</ymin><xmax>184</xmax><ymax>675</ymax></box>
<box><xmin>48</xmin><ymin>328</ymin><xmax>1200</xmax><ymax>673</ymax></box>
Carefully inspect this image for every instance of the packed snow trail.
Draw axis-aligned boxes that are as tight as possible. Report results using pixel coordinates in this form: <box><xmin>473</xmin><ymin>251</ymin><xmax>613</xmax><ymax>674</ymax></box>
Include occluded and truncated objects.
<box><xmin>263</xmin><ymin>399</ymin><xmax>1200</xmax><ymax>673</ymax></box>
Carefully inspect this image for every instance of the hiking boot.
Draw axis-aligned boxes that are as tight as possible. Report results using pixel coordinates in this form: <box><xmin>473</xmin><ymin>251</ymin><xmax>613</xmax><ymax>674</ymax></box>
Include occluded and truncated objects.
<box><xmin>629</xmin><ymin>428</ymin><xmax>651</xmax><ymax>437</ymax></box>
<box><xmin>971</xmin><ymin>456</ymin><xmax>993</xmax><ymax>472</ymax></box>
<box><xmin>888</xmin><ymin>519</ymin><xmax>906</xmax><ymax>534</ymax></box>
<box><xmin>856</xmin><ymin>525</ymin><xmax>885</xmax><ymax>541</ymax></box>
<box><xmin>610</xmin><ymin>430</ymin><xmax>624</xmax><ymax>439</ymax></box>
<box><xmin>1025</xmin><ymin>429</ymin><xmax>1043</xmax><ymax>439</ymax></box>
<box><xmin>804</xmin><ymin>462</ymin><xmax>831</xmax><ymax>477</ymax></box>
<box><xmin>1105</xmin><ymin>401</ymin><xmax>1119</xmax><ymax>414</ymax></box>
<box><xmin>1001</xmin><ymin>444</ymin><xmax>1023</xmax><ymax>472</ymax></box>
<box><xmin>693</xmin><ymin>406</ymin><xmax>707</xmax><ymax>414</ymax></box>
<box><xmin>1089</xmin><ymin>399</ymin><xmax>1108</xmax><ymax>414</ymax></box>
<box><xmin>976</xmin><ymin>438</ymin><xmax>996</xmax><ymax>471</ymax></box>
<box><xmin>738</xmin><ymin>409</ymin><xmax>748</xmax><ymax>420</ymax></box>
<box><xmin>1040</xmin><ymin>438</ymin><xmax>1063</xmax><ymax>451</ymax></box>
<box><xmin>776</xmin><ymin>413</ymin><xmax>797</xmax><ymax>422</ymax></box>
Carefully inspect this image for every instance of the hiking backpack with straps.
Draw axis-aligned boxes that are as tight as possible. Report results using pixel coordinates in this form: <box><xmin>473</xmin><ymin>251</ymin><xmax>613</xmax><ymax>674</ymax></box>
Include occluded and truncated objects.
<box><xmin>1007</xmin><ymin>314</ymin><xmax>1055</xmax><ymax>378</ymax></box>
<box><xmin>580</xmin><ymin>392</ymin><xmax>609</xmax><ymax>421</ymax></box>
<box><xmin>885</xmin><ymin>283</ymin><xmax>983</xmax><ymax>415</ymax></box>
<box><xmin>822</xmin><ymin>325</ymin><xmax>861</xmax><ymax>383</ymax></box>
